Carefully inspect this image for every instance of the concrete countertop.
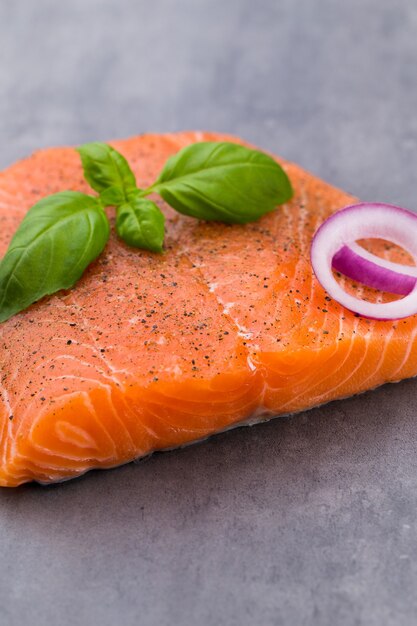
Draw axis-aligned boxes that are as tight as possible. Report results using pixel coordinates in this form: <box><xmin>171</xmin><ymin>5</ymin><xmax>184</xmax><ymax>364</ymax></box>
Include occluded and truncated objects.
<box><xmin>1</xmin><ymin>1</ymin><xmax>417</xmax><ymax>624</ymax></box>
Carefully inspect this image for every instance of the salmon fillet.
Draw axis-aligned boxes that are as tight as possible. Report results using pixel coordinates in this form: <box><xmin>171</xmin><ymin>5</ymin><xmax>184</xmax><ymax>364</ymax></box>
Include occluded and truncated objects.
<box><xmin>1</xmin><ymin>131</ymin><xmax>416</xmax><ymax>487</ymax></box>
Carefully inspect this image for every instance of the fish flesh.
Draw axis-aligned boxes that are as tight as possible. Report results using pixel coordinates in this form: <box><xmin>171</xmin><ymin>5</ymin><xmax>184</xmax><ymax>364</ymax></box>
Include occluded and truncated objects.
<box><xmin>1</xmin><ymin>131</ymin><xmax>416</xmax><ymax>487</ymax></box>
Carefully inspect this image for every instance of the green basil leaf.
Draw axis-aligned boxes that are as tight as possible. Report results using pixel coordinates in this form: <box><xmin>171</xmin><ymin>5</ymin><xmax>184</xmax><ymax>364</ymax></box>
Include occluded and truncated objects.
<box><xmin>0</xmin><ymin>191</ymin><xmax>109</xmax><ymax>322</ymax></box>
<box><xmin>77</xmin><ymin>142</ymin><xmax>137</xmax><ymax>204</ymax></box>
<box><xmin>116</xmin><ymin>197</ymin><xmax>165</xmax><ymax>253</ymax></box>
<box><xmin>151</xmin><ymin>141</ymin><xmax>293</xmax><ymax>224</ymax></box>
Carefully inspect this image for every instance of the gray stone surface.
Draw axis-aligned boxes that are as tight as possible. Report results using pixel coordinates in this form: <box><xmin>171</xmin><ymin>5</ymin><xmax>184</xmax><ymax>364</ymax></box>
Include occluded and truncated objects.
<box><xmin>0</xmin><ymin>0</ymin><xmax>417</xmax><ymax>624</ymax></box>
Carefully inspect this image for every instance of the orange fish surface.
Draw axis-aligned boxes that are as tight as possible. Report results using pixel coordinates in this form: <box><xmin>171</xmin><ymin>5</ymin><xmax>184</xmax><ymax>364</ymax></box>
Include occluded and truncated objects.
<box><xmin>0</xmin><ymin>131</ymin><xmax>416</xmax><ymax>486</ymax></box>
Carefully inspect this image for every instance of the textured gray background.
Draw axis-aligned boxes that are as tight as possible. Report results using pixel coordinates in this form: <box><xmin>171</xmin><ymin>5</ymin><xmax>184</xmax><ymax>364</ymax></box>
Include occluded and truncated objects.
<box><xmin>1</xmin><ymin>1</ymin><xmax>417</xmax><ymax>625</ymax></box>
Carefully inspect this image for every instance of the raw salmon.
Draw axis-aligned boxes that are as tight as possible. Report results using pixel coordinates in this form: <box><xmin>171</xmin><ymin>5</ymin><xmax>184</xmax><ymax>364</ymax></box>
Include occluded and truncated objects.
<box><xmin>1</xmin><ymin>131</ymin><xmax>416</xmax><ymax>487</ymax></box>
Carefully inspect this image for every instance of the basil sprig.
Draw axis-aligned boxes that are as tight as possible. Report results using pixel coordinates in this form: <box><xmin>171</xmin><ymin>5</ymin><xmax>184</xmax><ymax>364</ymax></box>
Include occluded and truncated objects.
<box><xmin>0</xmin><ymin>192</ymin><xmax>109</xmax><ymax>322</ymax></box>
<box><xmin>0</xmin><ymin>140</ymin><xmax>292</xmax><ymax>322</ymax></box>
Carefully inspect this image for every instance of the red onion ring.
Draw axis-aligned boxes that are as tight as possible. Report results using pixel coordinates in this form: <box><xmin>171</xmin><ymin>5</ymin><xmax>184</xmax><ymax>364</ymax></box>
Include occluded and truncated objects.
<box><xmin>333</xmin><ymin>242</ymin><xmax>417</xmax><ymax>296</ymax></box>
<box><xmin>310</xmin><ymin>203</ymin><xmax>417</xmax><ymax>320</ymax></box>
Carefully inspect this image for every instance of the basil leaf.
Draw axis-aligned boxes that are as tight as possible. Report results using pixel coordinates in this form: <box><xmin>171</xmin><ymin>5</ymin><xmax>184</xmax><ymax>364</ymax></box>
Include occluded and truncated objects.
<box><xmin>116</xmin><ymin>197</ymin><xmax>165</xmax><ymax>253</ymax></box>
<box><xmin>151</xmin><ymin>141</ymin><xmax>293</xmax><ymax>224</ymax></box>
<box><xmin>0</xmin><ymin>192</ymin><xmax>109</xmax><ymax>322</ymax></box>
<box><xmin>77</xmin><ymin>142</ymin><xmax>137</xmax><ymax>205</ymax></box>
